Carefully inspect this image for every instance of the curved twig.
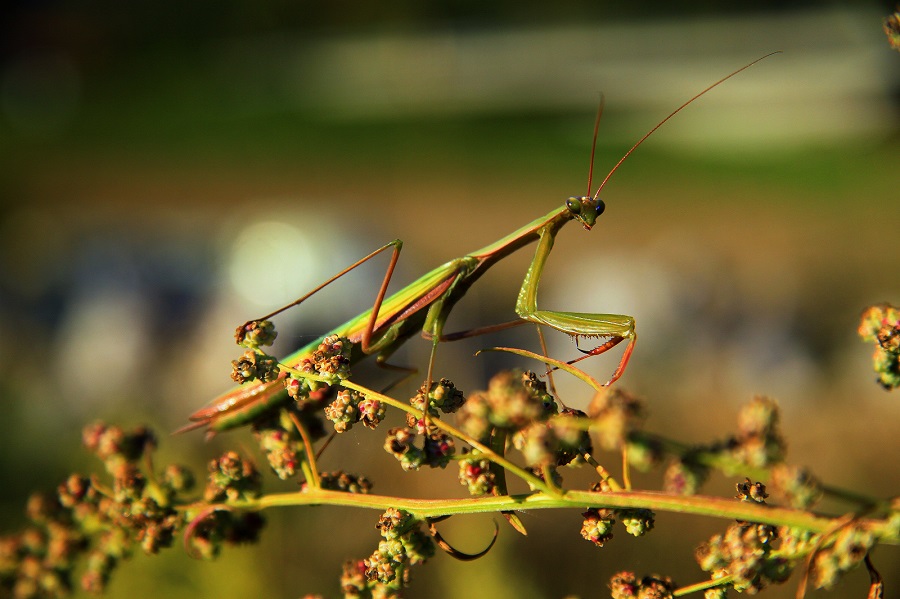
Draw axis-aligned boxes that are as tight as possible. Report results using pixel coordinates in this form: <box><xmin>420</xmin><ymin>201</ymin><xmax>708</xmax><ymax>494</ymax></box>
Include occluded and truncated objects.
<box><xmin>428</xmin><ymin>517</ymin><xmax>500</xmax><ymax>561</ymax></box>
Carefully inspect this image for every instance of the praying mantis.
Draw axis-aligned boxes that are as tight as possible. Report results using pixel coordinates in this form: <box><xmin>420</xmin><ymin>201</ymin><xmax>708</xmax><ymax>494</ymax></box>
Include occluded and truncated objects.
<box><xmin>185</xmin><ymin>54</ymin><xmax>777</xmax><ymax>435</ymax></box>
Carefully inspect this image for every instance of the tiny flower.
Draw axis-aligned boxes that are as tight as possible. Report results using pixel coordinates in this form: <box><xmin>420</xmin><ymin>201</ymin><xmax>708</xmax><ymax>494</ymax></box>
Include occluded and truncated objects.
<box><xmin>383</xmin><ymin>428</ymin><xmax>425</xmax><ymax>471</ymax></box>
<box><xmin>324</xmin><ymin>390</ymin><xmax>361</xmax><ymax>433</ymax></box>
<box><xmin>358</xmin><ymin>397</ymin><xmax>387</xmax><ymax>430</ymax></box>
<box><xmin>458</xmin><ymin>457</ymin><xmax>496</xmax><ymax>496</ymax></box>
<box><xmin>230</xmin><ymin>350</ymin><xmax>280</xmax><ymax>384</ymax></box>
<box><xmin>581</xmin><ymin>508</ymin><xmax>615</xmax><ymax>547</ymax></box>
<box><xmin>412</xmin><ymin>378</ymin><xmax>465</xmax><ymax>414</ymax></box>
<box><xmin>609</xmin><ymin>571</ymin><xmax>639</xmax><ymax>599</ymax></box>
<box><xmin>252</xmin><ymin>423</ymin><xmax>302</xmax><ymax>480</ymax></box>
<box><xmin>735</xmin><ymin>479</ymin><xmax>768</xmax><ymax>504</ymax></box>
<box><xmin>204</xmin><ymin>452</ymin><xmax>261</xmax><ymax>502</ymax></box>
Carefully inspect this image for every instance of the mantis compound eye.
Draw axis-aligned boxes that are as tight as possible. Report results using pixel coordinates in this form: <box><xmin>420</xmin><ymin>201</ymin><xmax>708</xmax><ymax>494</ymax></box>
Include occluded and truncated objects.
<box><xmin>595</xmin><ymin>199</ymin><xmax>606</xmax><ymax>216</ymax></box>
<box><xmin>565</xmin><ymin>197</ymin><xmax>582</xmax><ymax>214</ymax></box>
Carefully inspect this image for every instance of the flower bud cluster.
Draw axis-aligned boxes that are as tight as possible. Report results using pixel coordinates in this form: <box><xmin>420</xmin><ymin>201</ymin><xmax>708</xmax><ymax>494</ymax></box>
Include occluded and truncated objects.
<box><xmin>184</xmin><ymin>510</ymin><xmax>265</xmax><ymax>561</ymax></box>
<box><xmin>383</xmin><ymin>426</ymin><xmax>455</xmax><ymax>471</ymax></box>
<box><xmin>408</xmin><ymin>378</ymin><xmax>465</xmax><ymax>418</ymax></box>
<box><xmin>0</xmin><ymin>423</ymin><xmax>196</xmax><ymax>597</ymax></box>
<box><xmin>733</xmin><ymin>396</ymin><xmax>785</xmax><ymax>468</ymax></box>
<box><xmin>204</xmin><ymin>451</ymin><xmax>262</xmax><ymax>503</ymax></box>
<box><xmin>581</xmin><ymin>508</ymin><xmax>616</xmax><ymax>547</ymax></box>
<box><xmin>318</xmin><ymin>471</ymin><xmax>373</xmax><ymax>494</ymax></box>
<box><xmin>457</xmin><ymin>370</ymin><xmax>556</xmax><ymax>441</ymax></box>
<box><xmin>513</xmin><ymin>408</ymin><xmax>593</xmax><ymax>469</ymax></box>
<box><xmin>82</xmin><ymin>422</ymin><xmax>156</xmax><ymax>478</ymax></box>
<box><xmin>586</xmin><ymin>387</ymin><xmax>646</xmax><ymax>451</ymax></box>
<box><xmin>325</xmin><ymin>390</ymin><xmax>386</xmax><ymax>433</ymax></box>
<box><xmin>609</xmin><ymin>572</ymin><xmax>675</xmax><ymax>599</ymax></box>
<box><xmin>887</xmin><ymin>11</ymin><xmax>900</xmax><ymax>50</ymax></box>
<box><xmin>858</xmin><ymin>303</ymin><xmax>900</xmax><ymax>389</ymax></box>
<box><xmin>581</xmin><ymin>482</ymin><xmax>655</xmax><ymax>547</ymax></box>
<box><xmin>252</xmin><ymin>415</ymin><xmax>304</xmax><ymax>480</ymax></box>
<box><xmin>768</xmin><ymin>464</ymin><xmax>822</xmax><ymax>509</ymax></box>
<box><xmin>230</xmin><ymin>349</ymin><xmax>280</xmax><ymax>384</ymax></box>
<box><xmin>340</xmin><ymin>509</ymin><xmax>435</xmax><ymax>597</ymax></box>
<box><xmin>285</xmin><ymin>335</ymin><xmax>353</xmax><ymax>405</ymax></box>
<box><xmin>235</xmin><ymin>319</ymin><xmax>278</xmax><ymax>348</ymax></box>
<box><xmin>182</xmin><ymin>452</ymin><xmax>267</xmax><ymax>561</ymax></box>
<box><xmin>664</xmin><ymin>396</ymin><xmax>786</xmax><ymax>496</ymax></box>
<box><xmin>619</xmin><ymin>508</ymin><xmax>656</xmax><ymax>537</ymax></box>
<box><xmin>663</xmin><ymin>455</ymin><xmax>710</xmax><ymax>496</ymax></box>
<box><xmin>624</xmin><ymin>435</ymin><xmax>664</xmax><ymax>472</ymax></box>
<box><xmin>808</xmin><ymin>524</ymin><xmax>876</xmax><ymax>590</ymax></box>
<box><xmin>695</xmin><ymin>481</ymin><xmax>788</xmax><ymax>594</ymax></box>
<box><xmin>339</xmin><ymin>559</ymin><xmax>370</xmax><ymax>598</ymax></box>
<box><xmin>457</xmin><ymin>455</ymin><xmax>496</xmax><ymax>496</ymax></box>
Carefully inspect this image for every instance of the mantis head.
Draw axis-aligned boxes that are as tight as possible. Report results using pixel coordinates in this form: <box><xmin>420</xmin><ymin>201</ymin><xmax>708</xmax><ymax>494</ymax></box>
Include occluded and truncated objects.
<box><xmin>565</xmin><ymin>196</ymin><xmax>606</xmax><ymax>230</ymax></box>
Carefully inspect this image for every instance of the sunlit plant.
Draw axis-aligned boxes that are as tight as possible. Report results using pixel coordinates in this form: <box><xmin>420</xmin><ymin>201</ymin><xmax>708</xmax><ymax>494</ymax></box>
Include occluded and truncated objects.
<box><xmin>2</xmin><ymin>305</ymin><xmax>898</xmax><ymax>598</ymax></box>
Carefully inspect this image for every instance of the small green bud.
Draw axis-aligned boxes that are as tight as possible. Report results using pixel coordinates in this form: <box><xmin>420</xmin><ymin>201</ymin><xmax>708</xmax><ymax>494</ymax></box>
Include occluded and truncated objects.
<box><xmin>618</xmin><ymin>508</ymin><xmax>655</xmax><ymax>537</ymax></box>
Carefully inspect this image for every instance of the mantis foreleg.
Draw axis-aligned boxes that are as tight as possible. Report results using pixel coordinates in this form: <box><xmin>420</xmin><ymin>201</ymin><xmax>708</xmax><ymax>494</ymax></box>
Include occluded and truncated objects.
<box><xmin>515</xmin><ymin>225</ymin><xmax>636</xmax><ymax>386</ymax></box>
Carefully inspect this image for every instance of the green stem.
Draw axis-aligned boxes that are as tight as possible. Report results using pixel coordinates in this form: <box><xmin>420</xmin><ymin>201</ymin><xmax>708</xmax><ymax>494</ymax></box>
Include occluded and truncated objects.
<box><xmin>634</xmin><ymin>432</ymin><xmax>891</xmax><ymax>512</ymax></box>
<box><xmin>674</xmin><ymin>575</ymin><xmax>733</xmax><ymax>597</ymax></box>
<box><xmin>184</xmin><ymin>489</ymin><xmax>899</xmax><ymax>545</ymax></box>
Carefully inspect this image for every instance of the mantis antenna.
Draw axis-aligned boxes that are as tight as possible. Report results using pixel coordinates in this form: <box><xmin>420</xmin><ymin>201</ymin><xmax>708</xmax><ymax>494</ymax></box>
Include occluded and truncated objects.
<box><xmin>589</xmin><ymin>51</ymin><xmax>782</xmax><ymax>201</ymax></box>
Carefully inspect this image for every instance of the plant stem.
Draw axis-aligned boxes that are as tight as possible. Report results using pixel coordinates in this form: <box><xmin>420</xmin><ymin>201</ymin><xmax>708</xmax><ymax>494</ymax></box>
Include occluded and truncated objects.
<box><xmin>194</xmin><ymin>488</ymin><xmax>899</xmax><ymax>544</ymax></box>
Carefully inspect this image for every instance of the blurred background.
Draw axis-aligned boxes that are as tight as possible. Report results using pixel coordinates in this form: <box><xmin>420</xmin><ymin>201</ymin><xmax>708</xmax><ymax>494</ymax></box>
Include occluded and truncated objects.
<box><xmin>1</xmin><ymin>1</ymin><xmax>899</xmax><ymax>597</ymax></box>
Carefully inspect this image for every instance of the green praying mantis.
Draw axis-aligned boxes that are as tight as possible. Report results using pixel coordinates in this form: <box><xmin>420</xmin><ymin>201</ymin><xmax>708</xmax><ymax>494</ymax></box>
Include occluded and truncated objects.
<box><xmin>185</xmin><ymin>54</ymin><xmax>778</xmax><ymax>435</ymax></box>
